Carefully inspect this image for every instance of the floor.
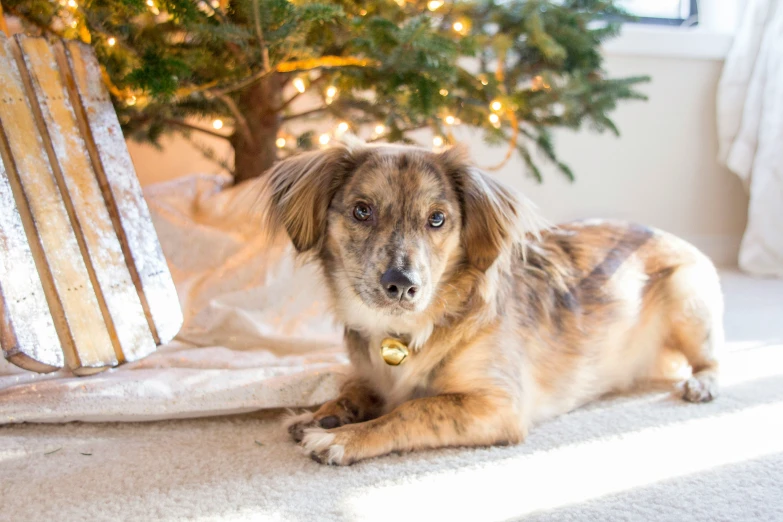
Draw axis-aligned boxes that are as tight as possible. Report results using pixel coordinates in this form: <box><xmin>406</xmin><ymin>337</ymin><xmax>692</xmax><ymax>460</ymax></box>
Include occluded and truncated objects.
<box><xmin>1</xmin><ymin>270</ymin><xmax>782</xmax><ymax>522</ymax></box>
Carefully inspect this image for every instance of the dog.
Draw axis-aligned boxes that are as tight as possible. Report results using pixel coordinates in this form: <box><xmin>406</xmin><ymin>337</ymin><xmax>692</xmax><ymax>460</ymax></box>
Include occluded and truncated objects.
<box><xmin>260</xmin><ymin>142</ymin><xmax>723</xmax><ymax>465</ymax></box>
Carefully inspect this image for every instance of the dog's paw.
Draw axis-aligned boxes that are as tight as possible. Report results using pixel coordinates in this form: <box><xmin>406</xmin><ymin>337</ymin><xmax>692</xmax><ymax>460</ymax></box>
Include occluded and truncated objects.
<box><xmin>681</xmin><ymin>376</ymin><xmax>716</xmax><ymax>403</ymax></box>
<box><xmin>301</xmin><ymin>427</ymin><xmax>351</xmax><ymax>466</ymax></box>
<box><xmin>282</xmin><ymin>410</ymin><xmax>317</xmax><ymax>443</ymax></box>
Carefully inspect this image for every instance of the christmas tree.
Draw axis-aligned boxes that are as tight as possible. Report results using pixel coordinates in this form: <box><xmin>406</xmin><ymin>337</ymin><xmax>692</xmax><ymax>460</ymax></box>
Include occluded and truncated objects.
<box><xmin>4</xmin><ymin>0</ymin><xmax>648</xmax><ymax>183</ymax></box>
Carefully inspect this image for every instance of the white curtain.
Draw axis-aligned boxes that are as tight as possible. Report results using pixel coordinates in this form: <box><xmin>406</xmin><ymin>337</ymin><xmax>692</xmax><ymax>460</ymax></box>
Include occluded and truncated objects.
<box><xmin>717</xmin><ymin>0</ymin><xmax>783</xmax><ymax>277</ymax></box>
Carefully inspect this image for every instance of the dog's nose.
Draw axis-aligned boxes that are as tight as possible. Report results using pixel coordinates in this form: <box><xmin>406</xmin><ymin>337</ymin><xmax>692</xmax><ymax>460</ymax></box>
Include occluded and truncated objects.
<box><xmin>381</xmin><ymin>268</ymin><xmax>421</xmax><ymax>301</ymax></box>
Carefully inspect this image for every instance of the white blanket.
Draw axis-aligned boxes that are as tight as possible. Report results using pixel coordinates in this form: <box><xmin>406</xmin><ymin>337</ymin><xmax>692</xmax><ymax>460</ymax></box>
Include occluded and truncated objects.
<box><xmin>717</xmin><ymin>0</ymin><xmax>783</xmax><ymax>277</ymax></box>
<box><xmin>0</xmin><ymin>174</ymin><xmax>348</xmax><ymax>423</ymax></box>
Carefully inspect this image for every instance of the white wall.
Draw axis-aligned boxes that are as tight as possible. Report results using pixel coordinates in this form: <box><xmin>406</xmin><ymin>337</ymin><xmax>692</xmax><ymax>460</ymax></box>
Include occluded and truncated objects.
<box><xmin>129</xmin><ymin>132</ymin><xmax>231</xmax><ymax>187</ymax></box>
<box><xmin>491</xmin><ymin>54</ymin><xmax>748</xmax><ymax>266</ymax></box>
<box><xmin>128</xmin><ymin>50</ymin><xmax>748</xmax><ymax>266</ymax></box>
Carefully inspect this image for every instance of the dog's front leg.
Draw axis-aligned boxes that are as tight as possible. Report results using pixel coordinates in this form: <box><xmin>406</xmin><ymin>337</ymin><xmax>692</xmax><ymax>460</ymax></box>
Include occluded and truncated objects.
<box><xmin>285</xmin><ymin>378</ymin><xmax>384</xmax><ymax>442</ymax></box>
<box><xmin>301</xmin><ymin>393</ymin><xmax>522</xmax><ymax>465</ymax></box>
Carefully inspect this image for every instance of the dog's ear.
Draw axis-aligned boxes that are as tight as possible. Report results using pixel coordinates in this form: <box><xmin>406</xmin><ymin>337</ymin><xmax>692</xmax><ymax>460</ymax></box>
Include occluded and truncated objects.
<box><xmin>439</xmin><ymin>145</ymin><xmax>539</xmax><ymax>271</ymax></box>
<box><xmin>262</xmin><ymin>146</ymin><xmax>358</xmax><ymax>252</ymax></box>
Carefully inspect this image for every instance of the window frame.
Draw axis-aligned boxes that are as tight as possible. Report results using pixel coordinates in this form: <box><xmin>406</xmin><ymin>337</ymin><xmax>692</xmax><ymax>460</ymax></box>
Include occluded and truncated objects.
<box><xmin>620</xmin><ymin>0</ymin><xmax>699</xmax><ymax>27</ymax></box>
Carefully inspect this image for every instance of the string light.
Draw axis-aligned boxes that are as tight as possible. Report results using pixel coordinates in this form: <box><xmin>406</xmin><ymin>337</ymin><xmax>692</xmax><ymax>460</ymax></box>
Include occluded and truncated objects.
<box><xmin>70</xmin><ymin>19</ymin><xmax>78</xmax><ymax>27</ymax></box>
<box><xmin>488</xmin><ymin>113</ymin><xmax>499</xmax><ymax>124</ymax></box>
<box><xmin>532</xmin><ymin>75</ymin><xmax>543</xmax><ymax>91</ymax></box>
<box><xmin>445</xmin><ymin>115</ymin><xmax>455</xmax><ymax>125</ymax></box>
<box><xmin>480</xmin><ymin>75</ymin><xmax>489</xmax><ymax>86</ymax></box>
<box><xmin>433</xmin><ymin>136</ymin><xmax>444</xmax><ymax>147</ymax></box>
<box><xmin>325</xmin><ymin>86</ymin><xmax>337</xmax><ymax>104</ymax></box>
<box><xmin>374</xmin><ymin>124</ymin><xmax>386</xmax><ymax>135</ymax></box>
<box><xmin>439</xmin><ymin>88</ymin><xmax>449</xmax><ymax>96</ymax></box>
<box><xmin>146</xmin><ymin>0</ymin><xmax>160</xmax><ymax>15</ymax></box>
<box><xmin>276</xmin><ymin>137</ymin><xmax>286</xmax><ymax>148</ymax></box>
<box><xmin>452</xmin><ymin>21</ymin><xmax>464</xmax><ymax>32</ymax></box>
<box><xmin>359</xmin><ymin>9</ymin><xmax>367</xmax><ymax>15</ymax></box>
<box><xmin>293</xmin><ymin>77</ymin><xmax>306</xmax><ymax>94</ymax></box>
<box><xmin>336</xmin><ymin>121</ymin><xmax>349</xmax><ymax>134</ymax></box>
<box><xmin>531</xmin><ymin>75</ymin><xmax>551</xmax><ymax>92</ymax></box>
<box><xmin>427</xmin><ymin>0</ymin><xmax>444</xmax><ymax>10</ymax></box>
<box><xmin>212</xmin><ymin>119</ymin><xmax>223</xmax><ymax>130</ymax></box>
<box><xmin>67</xmin><ymin>0</ymin><xmax>77</xmax><ymax>7</ymax></box>
<box><xmin>319</xmin><ymin>133</ymin><xmax>331</xmax><ymax>145</ymax></box>
<box><xmin>210</xmin><ymin>0</ymin><xmax>219</xmax><ymax>7</ymax></box>
<box><xmin>107</xmin><ymin>37</ymin><xmax>116</xmax><ymax>47</ymax></box>
<box><xmin>196</xmin><ymin>1</ymin><xmax>213</xmax><ymax>16</ymax></box>
<box><xmin>490</xmin><ymin>100</ymin><xmax>502</xmax><ymax>111</ymax></box>
<box><xmin>127</xmin><ymin>95</ymin><xmax>137</xmax><ymax>106</ymax></box>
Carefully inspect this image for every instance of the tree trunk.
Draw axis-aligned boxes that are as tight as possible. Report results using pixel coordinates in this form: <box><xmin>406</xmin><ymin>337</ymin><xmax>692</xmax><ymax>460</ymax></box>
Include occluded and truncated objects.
<box><xmin>232</xmin><ymin>74</ymin><xmax>283</xmax><ymax>184</ymax></box>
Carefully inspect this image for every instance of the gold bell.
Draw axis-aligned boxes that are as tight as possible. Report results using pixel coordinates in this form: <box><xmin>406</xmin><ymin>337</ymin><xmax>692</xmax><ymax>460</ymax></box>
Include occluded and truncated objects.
<box><xmin>380</xmin><ymin>337</ymin><xmax>409</xmax><ymax>366</ymax></box>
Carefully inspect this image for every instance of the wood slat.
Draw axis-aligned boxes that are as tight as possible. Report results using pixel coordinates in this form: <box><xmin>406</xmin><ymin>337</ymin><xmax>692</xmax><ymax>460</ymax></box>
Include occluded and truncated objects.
<box><xmin>64</xmin><ymin>41</ymin><xmax>183</xmax><ymax>346</ymax></box>
<box><xmin>0</xmin><ymin>34</ymin><xmax>116</xmax><ymax>374</ymax></box>
<box><xmin>17</xmin><ymin>35</ymin><xmax>156</xmax><ymax>363</ymax></box>
<box><xmin>0</xmin><ymin>141</ymin><xmax>63</xmax><ymax>373</ymax></box>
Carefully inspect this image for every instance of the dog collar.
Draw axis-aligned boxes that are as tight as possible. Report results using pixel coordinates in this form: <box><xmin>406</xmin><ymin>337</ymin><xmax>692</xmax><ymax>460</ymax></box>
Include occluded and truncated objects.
<box><xmin>380</xmin><ymin>337</ymin><xmax>409</xmax><ymax>366</ymax></box>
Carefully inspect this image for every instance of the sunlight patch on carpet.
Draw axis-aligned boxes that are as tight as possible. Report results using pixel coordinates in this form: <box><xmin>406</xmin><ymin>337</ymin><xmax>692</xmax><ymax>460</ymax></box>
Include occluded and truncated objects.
<box><xmin>346</xmin><ymin>401</ymin><xmax>783</xmax><ymax>522</ymax></box>
<box><xmin>721</xmin><ymin>343</ymin><xmax>783</xmax><ymax>386</ymax></box>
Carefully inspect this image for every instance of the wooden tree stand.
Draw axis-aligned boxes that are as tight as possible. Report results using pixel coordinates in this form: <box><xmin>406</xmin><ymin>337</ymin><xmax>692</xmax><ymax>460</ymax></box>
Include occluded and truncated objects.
<box><xmin>0</xmin><ymin>33</ymin><xmax>182</xmax><ymax>375</ymax></box>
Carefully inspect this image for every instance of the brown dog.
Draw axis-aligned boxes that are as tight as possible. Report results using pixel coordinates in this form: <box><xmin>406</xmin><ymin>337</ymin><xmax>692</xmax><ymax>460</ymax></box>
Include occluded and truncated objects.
<box><xmin>261</xmin><ymin>142</ymin><xmax>722</xmax><ymax>465</ymax></box>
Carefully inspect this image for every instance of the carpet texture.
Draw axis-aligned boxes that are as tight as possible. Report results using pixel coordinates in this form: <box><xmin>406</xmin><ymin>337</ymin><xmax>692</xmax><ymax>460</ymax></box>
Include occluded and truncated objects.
<box><xmin>1</xmin><ymin>271</ymin><xmax>781</xmax><ymax>522</ymax></box>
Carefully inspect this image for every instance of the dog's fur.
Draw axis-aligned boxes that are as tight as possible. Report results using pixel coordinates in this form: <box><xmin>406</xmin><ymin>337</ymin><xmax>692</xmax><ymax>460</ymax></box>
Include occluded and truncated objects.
<box><xmin>261</xmin><ymin>142</ymin><xmax>723</xmax><ymax>465</ymax></box>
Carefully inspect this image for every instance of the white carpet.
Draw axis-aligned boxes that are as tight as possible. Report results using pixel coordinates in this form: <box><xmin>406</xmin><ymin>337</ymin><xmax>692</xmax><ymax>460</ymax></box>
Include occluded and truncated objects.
<box><xmin>1</xmin><ymin>271</ymin><xmax>782</xmax><ymax>522</ymax></box>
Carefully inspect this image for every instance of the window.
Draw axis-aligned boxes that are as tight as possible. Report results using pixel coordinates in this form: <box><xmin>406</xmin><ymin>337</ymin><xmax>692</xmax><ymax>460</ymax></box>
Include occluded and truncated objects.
<box><xmin>618</xmin><ymin>0</ymin><xmax>699</xmax><ymax>26</ymax></box>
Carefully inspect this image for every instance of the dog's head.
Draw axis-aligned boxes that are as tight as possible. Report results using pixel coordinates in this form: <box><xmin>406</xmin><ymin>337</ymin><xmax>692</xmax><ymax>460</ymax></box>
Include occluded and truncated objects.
<box><xmin>262</xmin><ymin>142</ymin><xmax>534</xmax><ymax>332</ymax></box>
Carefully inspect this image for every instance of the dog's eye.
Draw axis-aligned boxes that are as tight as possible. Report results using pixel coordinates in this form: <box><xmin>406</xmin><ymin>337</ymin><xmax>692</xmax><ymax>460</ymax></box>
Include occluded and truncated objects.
<box><xmin>353</xmin><ymin>203</ymin><xmax>373</xmax><ymax>222</ymax></box>
<box><xmin>428</xmin><ymin>211</ymin><xmax>445</xmax><ymax>228</ymax></box>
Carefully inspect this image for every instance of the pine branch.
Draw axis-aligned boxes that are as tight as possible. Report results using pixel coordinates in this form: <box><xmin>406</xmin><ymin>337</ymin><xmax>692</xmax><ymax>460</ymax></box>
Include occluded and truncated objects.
<box><xmin>213</xmin><ymin>93</ymin><xmax>254</xmax><ymax>145</ymax></box>
<box><xmin>181</xmin><ymin>134</ymin><xmax>235</xmax><ymax>176</ymax></box>
<box><xmin>517</xmin><ymin>143</ymin><xmax>543</xmax><ymax>183</ymax></box>
<box><xmin>163</xmin><ymin>119</ymin><xmax>231</xmax><ymax>141</ymax></box>
<box><xmin>277</xmin><ymin>74</ymin><xmax>326</xmax><ymax>111</ymax></box>
<box><xmin>174</xmin><ymin>80</ymin><xmax>222</xmax><ymax>100</ymax></box>
<box><xmin>367</xmin><ymin>123</ymin><xmax>430</xmax><ymax>143</ymax></box>
<box><xmin>209</xmin><ymin>69</ymin><xmax>275</xmax><ymax>97</ymax></box>
<box><xmin>484</xmin><ymin>111</ymin><xmax>519</xmax><ymax>172</ymax></box>
<box><xmin>520</xmin><ymin>127</ymin><xmax>575</xmax><ymax>181</ymax></box>
<box><xmin>207</xmin><ymin>57</ymin><xmax>377</xmax><ymax>99</ymax></box>
<box><xmin>282</xmin><ymin>106</ymin><xmax>328</xmax><ymax>122</ymax></box>
<box><xmin>251</xmin><ymin>0</ymin><xmax>271</xmax><ymax>72</ymax></box>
